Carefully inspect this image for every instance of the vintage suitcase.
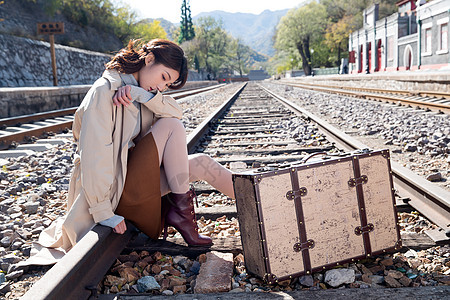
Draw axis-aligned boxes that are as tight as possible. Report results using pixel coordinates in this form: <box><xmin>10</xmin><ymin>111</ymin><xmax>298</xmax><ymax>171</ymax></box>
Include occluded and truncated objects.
<box><xmin>232</xmin><ymin>149</ymin><xmax>402</xmax><ymax>284</ymax></box>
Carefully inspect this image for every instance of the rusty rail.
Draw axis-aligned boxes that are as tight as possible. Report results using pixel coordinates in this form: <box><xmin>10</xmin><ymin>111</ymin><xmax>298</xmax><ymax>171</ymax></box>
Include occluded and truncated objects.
<box><xmin>261</xmin><ymin>85</ymin><xmax>450</xmax><ymax>238</ymax></box>
<box><xmin>21</xmin><ymin>83</ymin><xmax>245</xmax><ymax>300</ymax></box>
<box><xmin>279</xmin><ymin>81</ymin><xmax>450</xmax><ymax>114</ymax></box>
<box><xmin>0</xmin><ymin>84</ymin><xmax>226</xmax><ymax>150</ymax></box>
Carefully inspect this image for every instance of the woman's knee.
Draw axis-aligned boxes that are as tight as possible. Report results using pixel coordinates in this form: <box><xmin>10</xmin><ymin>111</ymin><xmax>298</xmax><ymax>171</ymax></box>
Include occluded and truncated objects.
<box><xmin>149</xmin><ymin>118</ymin><xmax>185</xmax><ymax>136</ymax></box>
<box><xmin>158</xmin><ymin>118</ymin><xmax>184</xmax><ymax>130</ymax></box>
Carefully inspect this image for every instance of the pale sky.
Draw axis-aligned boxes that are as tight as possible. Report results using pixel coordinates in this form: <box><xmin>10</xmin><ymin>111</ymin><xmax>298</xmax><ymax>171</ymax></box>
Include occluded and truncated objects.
<box><xmin>114</xmin><ymin>0</ymin><xmax>306</xmax><ymax>23</ymax></box>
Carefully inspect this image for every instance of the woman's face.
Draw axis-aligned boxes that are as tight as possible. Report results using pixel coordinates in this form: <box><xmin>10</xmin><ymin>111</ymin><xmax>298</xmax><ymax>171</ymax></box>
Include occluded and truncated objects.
<box><xmin>135</xmin><ymin>57</ymin><xmax>179</xmax><ymax>93</ymax></box>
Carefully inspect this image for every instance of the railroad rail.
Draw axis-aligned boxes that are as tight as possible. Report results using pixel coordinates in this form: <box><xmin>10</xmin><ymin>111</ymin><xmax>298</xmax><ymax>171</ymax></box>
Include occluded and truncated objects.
<box><xmin>261</xmin><ymin>85</ymin><xmax>450</xmax><ymax>240</ymax></box>
<box><xmin>0</xmin><ymin>84</ymin><xmax>225</xmax><ymax>150</ymax></box>
<box><xmin>21</xmin><ymin>82</ymin><xmax>449</xmax><ymax>299</ymax></box>
<box><xmin>278</xmin><ymin>80</ymin><xmax>450</xmax><ymax>114</ymax></box>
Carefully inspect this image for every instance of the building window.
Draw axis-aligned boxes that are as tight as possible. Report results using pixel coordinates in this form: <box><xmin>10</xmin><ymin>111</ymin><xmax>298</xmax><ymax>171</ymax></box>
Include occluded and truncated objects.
<box><xmin>424</xmin><ymin>28</ymin><xmax>432</xmax><ymax>55</ymax></box>
<box><xmin>438</xmin><ymin>23</ymin><xmax>448</xmax><ymax>53</ymax></box>
<box><xmin>387</xmin><ymin>36</ymin><xmax>394</xmax><ymax>61</ymax></box>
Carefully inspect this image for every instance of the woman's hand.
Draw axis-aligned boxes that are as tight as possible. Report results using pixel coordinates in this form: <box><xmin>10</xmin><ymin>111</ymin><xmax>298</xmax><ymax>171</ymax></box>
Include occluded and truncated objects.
<box><xmin>113</xmin><ymin>219</ymin><xmax>127</xmax><ymax>234</ymax></box>
<box><xmin>113</xmin><ymin>85</ymin><xmax>132</xmax><ymax>106</ymax></box>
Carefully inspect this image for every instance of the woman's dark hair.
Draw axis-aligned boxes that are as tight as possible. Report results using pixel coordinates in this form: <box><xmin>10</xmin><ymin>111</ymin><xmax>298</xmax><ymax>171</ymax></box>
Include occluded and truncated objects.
<box><xmin>105</xmin><ymin>39</ymin><xmax>188</xmax><ymax>90</ymax></box>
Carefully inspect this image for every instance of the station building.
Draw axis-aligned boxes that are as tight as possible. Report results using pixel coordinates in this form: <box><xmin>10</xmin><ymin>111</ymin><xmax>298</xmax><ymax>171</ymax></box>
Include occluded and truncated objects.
<box><xmin>348</xmin><ymin>0</ymin><xmax>449</xmax><ymax>74</ymax></box>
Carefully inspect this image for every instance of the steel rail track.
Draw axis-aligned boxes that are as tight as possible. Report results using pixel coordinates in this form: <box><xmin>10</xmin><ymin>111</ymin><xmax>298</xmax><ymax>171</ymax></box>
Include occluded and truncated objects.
<box><xmin>261</xmin><ymin>85</ymin><xmax>450</xmax><ymax>238</ymax></box>
<box><xmin>0</xmin><ymin>84</ymin><xmax>225</xmax><ymax>150</ymax></box>
<box><xmin>21</xmin><ymin>83</ymin><xmax>246</xmax><ymax>300</ymax></box>
<box><xmin>21</xmin><ymin>82</ymin><xmax>450</xmax><ymax>299</ymax></box>
<box><xmin>279</xmin><ymin>81</ymin><xmax>450</xmax><ymax>114</ymax></box>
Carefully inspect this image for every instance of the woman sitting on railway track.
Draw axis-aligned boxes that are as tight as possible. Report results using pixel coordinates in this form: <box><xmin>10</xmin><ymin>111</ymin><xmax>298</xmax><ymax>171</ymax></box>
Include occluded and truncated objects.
<box><xmin>30</xmin><ymin>39</ymin><xmax>235</xmax><ymax>263</ymax></box>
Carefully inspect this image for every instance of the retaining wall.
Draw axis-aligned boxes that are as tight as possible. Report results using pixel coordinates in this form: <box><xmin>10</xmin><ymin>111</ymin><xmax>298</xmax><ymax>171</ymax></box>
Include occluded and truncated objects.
<box><xmin>0</xmin><ymin>34</ymin><xmax>111</xmax><ymax>87</ymax></box>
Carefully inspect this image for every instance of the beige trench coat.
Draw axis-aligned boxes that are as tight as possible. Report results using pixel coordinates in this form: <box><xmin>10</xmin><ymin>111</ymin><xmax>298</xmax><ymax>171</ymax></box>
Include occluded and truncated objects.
<box><xmin>36</xmin><ymin>69</ymin><xmax>182</xmax><ymax>258</ymax></box>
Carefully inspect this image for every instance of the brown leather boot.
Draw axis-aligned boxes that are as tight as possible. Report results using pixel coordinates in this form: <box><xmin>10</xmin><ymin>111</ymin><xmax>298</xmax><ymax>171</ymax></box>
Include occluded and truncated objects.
<box><xmin>164</xmin><ymin>189</ymin><xmax>213</xmax><ymax>246</ymax></box>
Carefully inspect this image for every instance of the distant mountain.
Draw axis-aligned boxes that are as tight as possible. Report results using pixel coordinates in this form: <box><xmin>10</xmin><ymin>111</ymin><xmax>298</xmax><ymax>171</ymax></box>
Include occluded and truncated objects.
<box><xmin>193</xmin><ymin>9</ymin><xmax>290</xmax><ymax>57</ymax></box>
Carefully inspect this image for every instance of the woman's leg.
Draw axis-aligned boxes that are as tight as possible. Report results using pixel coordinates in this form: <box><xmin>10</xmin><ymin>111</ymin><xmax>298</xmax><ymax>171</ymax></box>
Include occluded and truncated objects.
<box><xmin>188</xmin><ymin>154</ymin><xmax>235</xmax><ymax>199</ymax></box>
<box><xmin>149</xmin><ymin>118</ymin><xmax>234</xmax><ymax>199</ymax></box>
<box><xmin>147</xmin><ymin>118</ymin><xmax>190</xmax><ymax>194</ymax></box>
<box><xmin>148</xmin><ymin>118</ymin><xmax>213</xmax><ymax>246</ymax></box>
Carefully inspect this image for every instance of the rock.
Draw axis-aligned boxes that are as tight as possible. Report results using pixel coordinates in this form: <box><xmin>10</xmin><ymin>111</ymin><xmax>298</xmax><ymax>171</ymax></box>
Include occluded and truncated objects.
<box><xmin>1</xmin><ymin>254</ymin><xmax>20</xmax><ymax>265</ymax></box>
<box><xmin>5</xmin><ymin>269</ymin><xmax>23</xmax><ymax>280</ymax></box>
<box><xmin>405</xmin><ymin>249</ymin><xmax>418</xmax><ymax>258</ymax></box>
<box><xmin>362</xmin><ymin>274</ymin><xmax>371</xmax><ymax>284</ymax></box>
<box><xmin>408</xmin><ymin>258</ymin><xmax>422</xmax><ymax>269</ymax></box>
<box><xmin>118</xmin><ymin>267</ymin><xmax>140</xmax><ymax>282</ymax></box>
<box><xmin>368</xmin><ymin>265</ymin><xmax>384</xmax><ymax>274</ymax></box>
<box><xmin>360</xmin><ymin>265</ymin><xmax>373</xmax><ymax>275</ymax></box>
<box><xmin>426</xmin><ymin>172</ymin><xmax>442</xmax><ymax>182</ymax></box>
<box><xmin>380</xmin><ymin>258</ymin><xmax>394</xmax><ymax>266</ymax></box>
<box><xmin>194</xmin><ymin>251</ymin><xmax>233</xmax><ymax>293</ymax></box>
<box><xmin>386</xmin><ymin>270</ymin><xmax>403</xmax><ymax>279</ymax></box>
<box><xmin>299</xmin><ymin>275</ymin><xmax>314</xmax><ymax>287</ymax></box>
<box><xmin>151</xmin><ymin>264</ymin><xmax>161</xmax><ymax>274</ymax></box>
<box><xmin>169</xmin><ymin>276</ymin><xmax>186</xmax><ymax>287</ymax></box>
<box><xmin>104</xmin><ymin>275</ymin><xmax>127</xmax><ymax>287</ymax></box>
<box><xmin>137</xmin><ymin>276</ymin><xmax>160</xmax><ymax>292</ymax></box>
<box><xmin>368</xmin><ymin>275</ymin><xmax>384</xmax><ymax>284</ymax></box>
<box><xmin>172</xmin><ymin>285</ymin><xmax>186</xmax><ymax>294</ymax></box>
<box><xmin>399</xmin><ymin>276</ymin><xmax>412</xmax><ymax>287</ymax></box>
<box><xmin>404</xmin><ymin>144</ymin><xmax>417</xmax><ymax>152</ymax></box>
<box><xmin>15</xmin><ymin>228</ymin><xmax>32</xmax><ymax>240</ymax></box>
<box><xmin>0</xmin><ymin>236</ymin><xmax>12</xmax><ymax>247</ymax></box>
<box><xmin>173</xmin><ymin>255</ymin><xmax>187</xmax><ymax>265</ymax></box>
<box><xmin>24</xmin><ymin>202</ymin><xmax>39</xmax><ymax>214</ymax></box>
<box><xmin>385</xmin><ymin>275</ymin><xmax>402</xmax><ymax>288</ymax></box>
<box><xmin>0</xmin><ymin>273</ymin><xmax>4</xmax><ymax>284</ymax></box>
<box><xmin>198</xmin><ymin>254</ymin><xmax>207</xmax><ymax>264</ymax></box>
<box><xmin>162</xmin><ymin>290</ymin><xmax>174</xmax><ymax>295</ymax></box>
<box><xmin>324</xmin><ymin>269</ymin><xmax>355</xmax><ymax>287</ymax></box>
<box><xmin>0</xmin><ymin>282</ymin><xmax>10</xmax><ymax>294</ymax></box>
<box><xmin>190</xmin><ymin>261</ymin><xmax>200</xmax><ymax>275</ymax></box>
<box><xmin>10</xmin><ymin>240</ymin><xmax>23</xmax><ymax>251</ymax></box>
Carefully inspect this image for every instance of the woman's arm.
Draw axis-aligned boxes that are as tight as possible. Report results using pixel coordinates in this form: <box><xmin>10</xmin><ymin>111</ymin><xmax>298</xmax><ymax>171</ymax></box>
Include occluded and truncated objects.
<box><xmin>112</xmin><ymin>85</ymin><xmax>182</xmax><ymax>119</ymax></box>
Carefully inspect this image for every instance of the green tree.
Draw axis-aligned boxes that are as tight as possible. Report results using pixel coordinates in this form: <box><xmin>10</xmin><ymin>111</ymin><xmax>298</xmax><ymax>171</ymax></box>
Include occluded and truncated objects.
<box><xmin>320</xmin><ymin>0</ymin><xmax>398</xmax><ymax>66</ymax></box>
<box><xmin>178</xmin><ymin>0</ymin><xmax>195</xmax><ymax>44</ymax></box>
<box><xmin>275</xmin><ymin>2</ymin><xmax>327</xmax><ymax>75</ymax></box>
<box><xmin>192</xmin><ymin>17</ymin><xmax>230</xmax><ymax>79</ymax></box>
<box><xmin>229</xmin><ymin>38</ymin><xmax>250</xmax><ymax>77</ymax></box>
<box><xmin>131</xmin><ymin>20</ymin><xmax>167</xmax><ymax>41</ymax></box>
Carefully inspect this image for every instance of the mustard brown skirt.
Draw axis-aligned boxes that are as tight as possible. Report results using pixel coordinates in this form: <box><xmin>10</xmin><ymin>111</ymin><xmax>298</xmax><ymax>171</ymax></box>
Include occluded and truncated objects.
<box><xmin>115</xmin><ymin>133</ymin><xmax>167</xmax><ymax>239</ymax></box>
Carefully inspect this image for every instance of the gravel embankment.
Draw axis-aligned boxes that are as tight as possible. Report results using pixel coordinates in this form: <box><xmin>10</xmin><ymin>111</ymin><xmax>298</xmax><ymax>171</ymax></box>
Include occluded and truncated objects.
<box><xmin>0</xmin><ymin>82</ymin><xmax>449</xmax><ymax>298</ymax></box>
<box><xmin>0</xmin><ymin>84</ymin><xmax>242</xmax><ymax>299</ymax></box>
<box><xmin>262</xmin><ymin>82</ymin><xmax>450</xmax><ymax>192</ymax></box>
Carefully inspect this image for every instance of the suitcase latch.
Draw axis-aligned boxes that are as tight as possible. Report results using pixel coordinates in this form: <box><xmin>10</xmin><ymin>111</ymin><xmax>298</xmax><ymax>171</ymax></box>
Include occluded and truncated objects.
<box><xmin>348</xmin><ymin>175</ymin><xmax>368</xmax><ymax>187</ymax></box>
<box><xmin>354</xmin><ymin>223</ymin><xmax>374</xmax><ymax>235</ymax></box>
<box><xmin>286</xmin><ymin>187</ymin><xmax>307</xmax><ymax>200</ymax></box>
<box><xmin>293</xmin><ymin>239</ymin><xmax>315</xmax><ymax>252</ymax></box>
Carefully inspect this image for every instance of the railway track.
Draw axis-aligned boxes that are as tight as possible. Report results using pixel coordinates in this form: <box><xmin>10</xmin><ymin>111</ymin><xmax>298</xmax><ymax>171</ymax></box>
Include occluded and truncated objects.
<box><xmin>21</xmin><ymin>82</ymin><xmax>450</xmax><ymax>299</ymax></box>
<box><xmin>0</xmin><ymin>84</ymin><xmax>224</xmax><ymax>150</ymax></box>
<box><xmin>278</xmin><ymin>80</ymin><xmax>450</xmax><ymax>114</ymax></box>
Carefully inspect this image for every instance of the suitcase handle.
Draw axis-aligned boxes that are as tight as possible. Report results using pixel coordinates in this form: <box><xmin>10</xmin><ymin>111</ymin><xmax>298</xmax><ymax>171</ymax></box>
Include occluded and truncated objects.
<box><xmin>302</xmin><ymin>152</ymin><xmax>330</xmax><ymax>163</ymax></box>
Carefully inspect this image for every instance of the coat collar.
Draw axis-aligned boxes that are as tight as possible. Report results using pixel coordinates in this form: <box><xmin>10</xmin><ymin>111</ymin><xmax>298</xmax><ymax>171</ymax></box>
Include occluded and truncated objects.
<box><xmin>102</xmin><ymin>69</ymin><xmax>139</xmax><ymax>90</ymax></box>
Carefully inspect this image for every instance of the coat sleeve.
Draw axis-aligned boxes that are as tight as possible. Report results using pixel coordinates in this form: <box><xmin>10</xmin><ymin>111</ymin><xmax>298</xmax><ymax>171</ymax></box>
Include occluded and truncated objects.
<box><xmin>129</xmin><ymin>86</ymin><xmax>183</xmax><ymax>119</ymax></box>
<box><xmin>78</xmin><ymin>83</ymin><xmax>117</xmax><ymax>223</ymax></box>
